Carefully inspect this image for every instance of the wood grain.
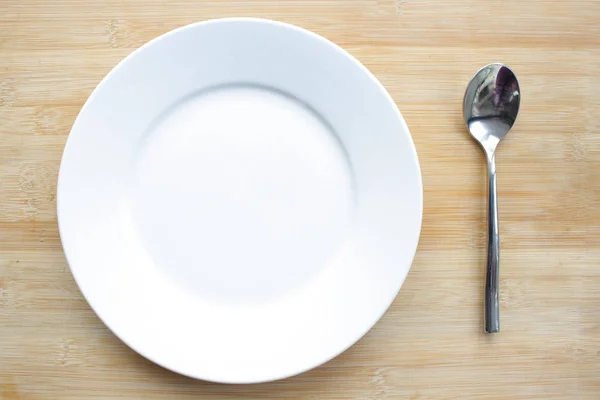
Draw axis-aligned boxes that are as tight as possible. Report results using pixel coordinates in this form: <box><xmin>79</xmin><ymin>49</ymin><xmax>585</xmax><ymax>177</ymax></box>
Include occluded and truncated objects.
<box><xmin>1</xmin><ymin>0</ymin><xmax>599</xmax><ymax>398</ymax></box>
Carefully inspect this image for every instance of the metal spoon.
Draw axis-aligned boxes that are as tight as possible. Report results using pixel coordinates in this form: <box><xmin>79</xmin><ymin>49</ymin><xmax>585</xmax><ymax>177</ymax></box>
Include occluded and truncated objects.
<box><xmin>463</xmin><ymin>63</ymin><xmax>520</xmax><ymax>333</ymax></box>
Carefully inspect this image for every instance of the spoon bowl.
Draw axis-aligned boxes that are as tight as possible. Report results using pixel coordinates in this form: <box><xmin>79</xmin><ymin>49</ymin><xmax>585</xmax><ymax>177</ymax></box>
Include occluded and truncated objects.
<box><xmin>464</xmin><ymin>63</ymin><xmax>520</xmax><ymax>154</ymax></box>
<box><xmin>463</xmin><ymin>63</ymin><xmax>520</xmax><ymax>333</ymax></box>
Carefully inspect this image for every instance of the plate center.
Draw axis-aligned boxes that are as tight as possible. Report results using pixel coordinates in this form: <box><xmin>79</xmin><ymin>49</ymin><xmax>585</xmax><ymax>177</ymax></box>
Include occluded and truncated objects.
<box><xmin>131</xmin><ymin>85</ymin><xmax>355</xmax><ymax>305</ymax></box>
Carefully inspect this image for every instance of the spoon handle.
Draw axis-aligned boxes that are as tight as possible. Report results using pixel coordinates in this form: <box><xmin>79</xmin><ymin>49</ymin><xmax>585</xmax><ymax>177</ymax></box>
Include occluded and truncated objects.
<box><xmin>485</xmin><ymin>152</ymin><xmax>500</xmax><ymax>333</ymax></box>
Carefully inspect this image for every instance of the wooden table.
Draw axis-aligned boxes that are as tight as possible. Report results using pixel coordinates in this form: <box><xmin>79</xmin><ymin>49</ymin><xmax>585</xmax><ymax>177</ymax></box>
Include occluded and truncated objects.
<box><xmin>2</xmin><ymin>0</ymin><xmax>599</xmax><ymax>398</ymax></box>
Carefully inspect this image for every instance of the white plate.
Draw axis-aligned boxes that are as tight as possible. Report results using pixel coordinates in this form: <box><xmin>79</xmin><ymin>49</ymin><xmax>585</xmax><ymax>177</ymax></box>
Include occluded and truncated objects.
<box><xmin>58</xmin><ymin>18</ymin><xmax>422</xmax><ymax>383</ymax></box>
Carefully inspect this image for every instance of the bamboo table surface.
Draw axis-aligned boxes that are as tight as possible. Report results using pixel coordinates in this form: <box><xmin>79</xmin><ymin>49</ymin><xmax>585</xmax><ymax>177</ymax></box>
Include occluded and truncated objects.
<box><xmin>1</xmin><ymin>0</ymin><xmax>599</xmax><ymax>398</ymax></box>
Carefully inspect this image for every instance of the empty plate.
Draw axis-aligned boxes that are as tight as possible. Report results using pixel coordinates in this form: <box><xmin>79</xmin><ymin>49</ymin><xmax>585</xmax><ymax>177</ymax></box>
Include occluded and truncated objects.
<box><xmin>57</xmin><ymin>18</ymin><xmax>422</xmax><ymax>383</ymax></box>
